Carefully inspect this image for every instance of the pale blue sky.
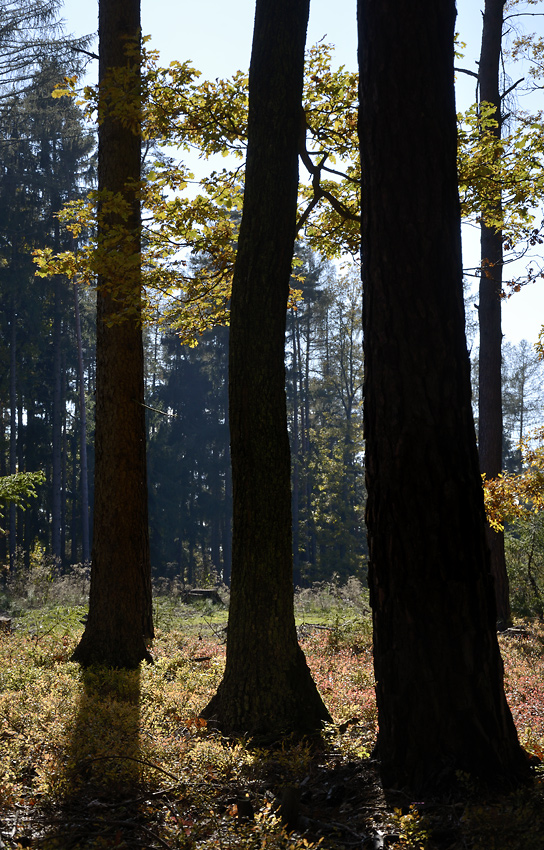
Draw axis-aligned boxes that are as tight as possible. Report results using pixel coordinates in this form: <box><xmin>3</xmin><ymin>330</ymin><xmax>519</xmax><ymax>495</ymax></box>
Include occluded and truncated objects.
<box><xmin>59</xmin><ymin>0</ymin><xmax>544</xmax><ymax>345</ymax></box>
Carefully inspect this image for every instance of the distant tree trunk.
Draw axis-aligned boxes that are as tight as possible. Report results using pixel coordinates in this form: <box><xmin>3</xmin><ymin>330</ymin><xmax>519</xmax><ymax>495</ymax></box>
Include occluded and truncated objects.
<box><xmin>72</xmin><ymin>0</ymin><xmax>153</xmax><ymax>668</ymax></box>
<box><xmin>51</xmin><ymin>277</ymin><xmax>62</xmax><ymax>563</ymax></box>
<box><xmin>202</xmin><ymin>0</ymin><xmax>330</xmax><ymax>736</ymax></box>
<box><xmin>290</xmin><ymin>317</ymin><xmax>301</xmax><ymax>585</ymax></box>
<box><xmin>222</xmin><ymin>454</ymin><xmax>232</xmax><ymax>586</ymax></box>
<box><xmin>9</xmin><ymin>306</ymin><xmax>16</xmax><ymax>570</ymax></box>
<box><xmin>74</xmin><ymin>283</ymin><xmax>90</xmax><ymax>563</ymax></box>
<box><xmin>358</xmin><ymin>0</ymin><xmax>528</xmax><ymax>791</ymax></box>
<box><xmin>478</xmin><ymin>0</ymin><xmax>511</xmax><ymax>626</ymax></box>
<box><xmin>61</xmin><ymin>375</ymin><xmax>68</xmax><ymax>566</ymax></box>
<box><xmin>0</xmin><ymin>408</ymin><xmax>6</xmax><ymax>563</ymax></box>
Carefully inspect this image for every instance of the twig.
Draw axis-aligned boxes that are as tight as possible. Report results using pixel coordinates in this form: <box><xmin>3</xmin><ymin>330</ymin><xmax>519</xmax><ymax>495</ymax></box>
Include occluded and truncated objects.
<box><xmin>75</xmin><ymin>754</ymin><xmax>181</xmax><ymax>783</ymax></box>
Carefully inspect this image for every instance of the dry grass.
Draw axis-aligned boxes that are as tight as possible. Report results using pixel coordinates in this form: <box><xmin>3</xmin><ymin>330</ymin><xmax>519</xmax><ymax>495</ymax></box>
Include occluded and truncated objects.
<box><xmin>0</xmin><ymin>589</ymin><xmax>543</xmax><ymax>849</ymax></box>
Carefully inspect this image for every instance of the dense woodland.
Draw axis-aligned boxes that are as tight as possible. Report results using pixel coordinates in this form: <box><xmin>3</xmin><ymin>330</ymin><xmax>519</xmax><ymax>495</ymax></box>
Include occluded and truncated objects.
<box><xmin>0</xmin><ymin>1</ymin><xmax>543</xmax><ymax>598</ymax></box>
<box><xmin>2</xmin><ymin>0</ymin><xmax>544</xmax><ymax>838</ymax></box>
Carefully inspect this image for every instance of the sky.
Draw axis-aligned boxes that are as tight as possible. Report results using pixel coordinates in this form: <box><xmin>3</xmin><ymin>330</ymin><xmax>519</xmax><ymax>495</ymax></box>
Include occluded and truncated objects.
<box><xmin>59</xmin><ymin>0</ymin><xmax>544</xmax><ymax>347</ymax></box>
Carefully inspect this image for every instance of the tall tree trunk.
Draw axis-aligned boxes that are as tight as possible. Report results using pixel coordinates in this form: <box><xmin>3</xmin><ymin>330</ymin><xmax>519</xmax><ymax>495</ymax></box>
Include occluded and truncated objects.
<box><xmin>478</xmin><ymin>0</ymin><xmax>511</xmax><ymax>626</ymax></box>
<box><xmin>358</xmin><ymin>0</ymin><xmax>527</xmax><ymax>791</ymax></box>
<box><xmin>291</xmin><ymin>316</ymin><xmax>301</xmax><ymax>585</ymax></box>
<box><xmin>222</xmin><ymin>452</ymin><xmax>232</xmax><ymax>586</ymax></box>
<box><xmin>9</xmin><ymin>306</ymin><xmax>16</xmax><ymax>571</ymax></box>
<box><xmin>74</xmin><ymin>283</ymin><xmax>90</xmax><ymax>563</ymax></box>
<box><xmin>72</xmin><ymin>0</ymin><xmax>153</xmax><ymax>668</ymax></box>
<box><xmin>202</xmin><ymin>0</ymin><xmax>330</xmax><ymax>736</ymax></box>
<box><xmin>51</xmin><ymin>277</ymin><xmax>62</xmax><ymax>563</ymax></box>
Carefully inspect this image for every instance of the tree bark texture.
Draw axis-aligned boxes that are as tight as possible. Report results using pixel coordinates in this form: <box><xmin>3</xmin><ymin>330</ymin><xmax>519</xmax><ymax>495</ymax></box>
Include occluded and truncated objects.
<box><xmin>478</xmin><ymin>0</ymin><xmax>511</xmax><ymax>626</ymax></box>
<box><xmin>72</xmin><ymin>0</ymin><xmax>153</xmax><ymax>668</ymax></box>
<box><xmin>201</xmin><ymin>0</ymin><xmax>331</xmax><ymax>736</ymax></box>
<box><xmin>358</xmin><ymin>0</ymin><xmax>527</xmax><ymax>791</ymax></box>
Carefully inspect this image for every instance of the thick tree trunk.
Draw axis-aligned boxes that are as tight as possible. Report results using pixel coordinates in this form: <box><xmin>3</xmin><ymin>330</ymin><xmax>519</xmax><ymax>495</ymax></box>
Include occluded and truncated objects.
<box><xmin>72</xmin><ymin>0</ymin><xmax>153</xmax><ymax>668</ymax></box>
<box><xmin>358</xmin><ymin>0</ymin><xmax>527</xmax><ymax>791</ymax></box>
<box><xmin>201</xmin><ymin>0</ymin><xmax>330</xmax><ymax>736</ymax></box>
<box><xmin>478</xmin><ymin>0</ymin><xmax>511</xmax><ymax>626</ymax></box>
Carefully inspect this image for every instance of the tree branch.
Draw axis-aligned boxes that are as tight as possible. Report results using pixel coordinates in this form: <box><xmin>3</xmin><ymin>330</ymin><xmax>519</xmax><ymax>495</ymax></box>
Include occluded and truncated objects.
<box><xmin>455</xmin><ymin>66</ymin><xmax>479</xmax><ymax>79</ymax></box>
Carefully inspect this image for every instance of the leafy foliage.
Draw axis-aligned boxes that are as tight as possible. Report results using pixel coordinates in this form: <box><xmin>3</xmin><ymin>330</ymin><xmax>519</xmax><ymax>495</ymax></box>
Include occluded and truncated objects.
<box><xmin>0</xmin><ymin>470</ymin><xmax>44</xmax><ymax>511</ymax></box>
<box><xmin>483</xmin><ymin>427</ymin><xmax>544</xmax><ymax>532</ymax></box>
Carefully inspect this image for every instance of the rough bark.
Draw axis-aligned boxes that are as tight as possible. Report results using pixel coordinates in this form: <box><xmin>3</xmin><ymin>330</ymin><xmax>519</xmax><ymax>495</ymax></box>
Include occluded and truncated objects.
<box><xmin>72</xmin><ymin>0</ymin><xmax>153</xmax><ymax>668</ymax></box>
<box><xmin>478</xmin><ymin>0</ymin><xmax>511</xmax><ymax>626</ymax></box>
<box><xmin>358</xmin><ymin>0</ymin><xmax>528</xmax><ymax>791</ymax></box>
<box><xmin>201</xmin><ymin>0</ymin><xmax>330</xmax><ymax>737</ymax></box>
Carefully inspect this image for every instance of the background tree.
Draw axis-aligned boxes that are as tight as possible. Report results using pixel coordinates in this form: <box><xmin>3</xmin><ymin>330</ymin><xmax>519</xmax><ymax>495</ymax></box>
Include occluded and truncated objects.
<box><xmin>0</xmin><ymin>50</ymin><xmax>94</xmax><ymax>570</ymax></box>
<box><xmin>201</xmin><ymin>0</ymin><xmax>331</xmax><ymax>735</ymax></box>
<box><xmin>502</xmin><ymin>339</ymin><xmax>544</xmax><ymax>465</ymax></box>
<box><xmin>358</xmin><ymin>0</ymin><xmax>528</xmax><ymax>790</ymax></box>
<box><xmin>147</xmin><ymin>323</ymin><xmax>231</xmax><ymax>586</ymax></box>
<box><xmin>477</xmin><ymin>0</ymin><xmax>511</xmax><ymax>625</ymax></box>
<box><xmin>286</xmin><ymin>260</ymin><xmax>366</xmax><ymax>584</ymax></box>
<box><xmin>72</xmin><ymin>0</ymin><xmax>153</xmax><ymax>668</ymax></box>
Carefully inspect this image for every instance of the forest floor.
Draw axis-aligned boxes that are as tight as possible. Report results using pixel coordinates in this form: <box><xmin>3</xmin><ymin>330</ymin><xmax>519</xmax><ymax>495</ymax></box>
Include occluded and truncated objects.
<box><xmin>0</xmin><ymin>578</ymin><xmax>544</xmax><ymax>849</ymax></box>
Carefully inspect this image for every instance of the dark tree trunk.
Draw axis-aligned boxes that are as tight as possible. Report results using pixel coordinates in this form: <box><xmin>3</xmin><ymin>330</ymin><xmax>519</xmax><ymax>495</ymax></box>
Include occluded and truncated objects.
<box><xmin>291</xmin><ymin>317</ymin><xmax>301</xmax><ymax>585</ymax></box>
<box><xmin>478</xmin><ymin>0</ymin><xmax>511</xmax><ymax>626</ymax></box>
<box><xmin>72</xmin><ymin>0</ymin><xmax>153</xmax><ymax>668</ymax></box>
<box><xmin>74</xmin><ymin>283</ymin><xmax>90</xmax><ymax>563</ymax></box>
<box><xmin>358</xmin><ymin>0</ymin><xmax>527</xmax><ymax>791</ymax></box>
<box><xmin>201</xmin><ymin>0</ymin><xmax>330</xmax><ymax>736</ymax></box>
<box><xmin>222</xmin><ymin>455</ymin><xmax>232</xmax><ymax>586</ymax></box>
<box><xmin>9</xmin><ymin>306</ymin><xmax>16</xmax><ymax>570</ymax></box>
<box><xmin>51</xmin><ymin>277</ymin><xmax>62</xmax><ymax>563</ymax></box>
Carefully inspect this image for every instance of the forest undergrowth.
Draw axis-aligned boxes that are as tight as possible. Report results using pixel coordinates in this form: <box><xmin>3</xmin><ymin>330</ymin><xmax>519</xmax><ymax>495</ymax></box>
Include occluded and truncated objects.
<box><xmin>0</xmin><ymin>576</ymin><xmax>543</xmax><ymax>849</ymax></box>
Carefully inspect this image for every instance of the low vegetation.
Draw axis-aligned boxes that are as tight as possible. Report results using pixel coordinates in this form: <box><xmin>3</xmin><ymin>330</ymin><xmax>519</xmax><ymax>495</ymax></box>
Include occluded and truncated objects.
<box><xmin>0</xmin><ymin>574</ymin><xmax>543</xmax><ymax>849</ymax></box>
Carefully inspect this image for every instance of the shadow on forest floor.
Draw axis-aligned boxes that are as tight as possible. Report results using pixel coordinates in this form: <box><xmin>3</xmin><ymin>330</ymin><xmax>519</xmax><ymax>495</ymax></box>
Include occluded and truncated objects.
<box><xmin>1</xmin><ymin>615</ymin><xmax>544</xmax><ymax>849</ymax></box>
<box><xmin>40</xmin><ymin>667</ymin><xmax>148</xmax><ymax>849</ymax></box>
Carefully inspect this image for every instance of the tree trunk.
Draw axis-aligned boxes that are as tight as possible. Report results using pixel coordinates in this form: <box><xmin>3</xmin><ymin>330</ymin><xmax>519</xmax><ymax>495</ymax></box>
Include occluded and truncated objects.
<box><xmin>478</xmin><ymin>0</ymin><xmax>511</xmax><ymax>626</ymax></box>
<box><xmin>51</xmin><ymin>277</ymin><xmax>62</xmax><ymax>563</ymax></box>
<box><xmin>9</xmin><ymin>305</ymin><xmax>16</xmax><ymax>571</ymax></box>
<box><xmin>358</xmin><ymin>0</ymin><xmax>527</xmax><ymax>791</ymax></box>
<box><xmin>72</xmin><ymin>0</ymin><xmax>153</xmax><ymax>668</ymax></box>
<box><xmin>291</xmin><ymin>316</ymin><xmax>301</xmax><ymax>585</ymax></box>
<box><xmin>74</xmin><ymin>283</ymin><xmax>90</xmax><ymax>563</ymax></box>
<box><xmin>201</xmin><ymin>0</ymin><xmax>330</xmax><ymax>736</ymax></box>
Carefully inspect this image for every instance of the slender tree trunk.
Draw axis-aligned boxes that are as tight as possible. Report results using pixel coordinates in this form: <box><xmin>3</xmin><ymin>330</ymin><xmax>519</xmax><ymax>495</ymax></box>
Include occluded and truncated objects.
<box><xmin>0</xmin><ymin>407</ymin><xmax>6</xmax><ymax>564</ymax></box>
<box><xmin>222</xmin><ymin>453</ymin><xmax>232</xmax><ymax>586</ymax></box>
<box><xmin>72</xmin><ymin>0</ymin><xmax>153</xmax><ymax>668</ymax></box>
<box><xmin>61</xmin><ymin>373</ymin><xmax>68</xmax><ymax>567</ymax></box>
<box><xmin>291</xmin><ymin>316</ymin><xmax>301</xmax><ymax>585</ymax></box>
<box><xmin>74</xmin><ymin>283</ymin><xmax>90</xmax><ymax>563</ymax></box>
<box><xmin>9</xmin><ymin>306</ymin><xmax>16</xmax><ymax>570</ymax></box>
<box><xmin>358</xmin><ymin>0</ymin><xmax>527</xmax><ymax>791</ymax></box>
<box><xmin>478</xmin><ymin>0</ymin><xmax>511</xmax><ymax>626</ymax></box>
<box><xmin>51</xmin><ymin>278</ymin><xmax>62</xmax><ymax>563</ymax></box>
<box><xmin>16</xmin><ymin>401</ymin><xmax>24</xmax><ymax>555</ymax></box>
<box><xmin>70</xmin><ymin>432</ymin><xmax>78</xmax><ymax>563</ymax></box>
<box><xmin>202</xmin><ymin>0</ymin><xmax>330</xmax><ymax>736</ymax></box>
